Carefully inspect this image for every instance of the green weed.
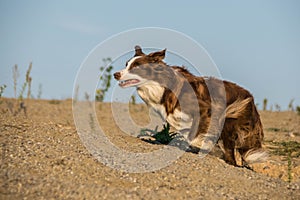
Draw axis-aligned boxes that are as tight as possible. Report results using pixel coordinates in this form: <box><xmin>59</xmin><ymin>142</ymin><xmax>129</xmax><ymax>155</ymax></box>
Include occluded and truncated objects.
<box><xmin>139</xmin><ymin>123</ymin><xmax>177</xmax><ymax>144</ymax></box>
<box><xmin>269</xmin><ymin>141</ymin><xmax>300</xmax><ymax>182</ymax></box>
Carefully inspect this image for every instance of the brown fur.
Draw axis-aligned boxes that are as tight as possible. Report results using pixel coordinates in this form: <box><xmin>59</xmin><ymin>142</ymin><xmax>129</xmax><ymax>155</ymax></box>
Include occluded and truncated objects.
<box><xmin>114</xmin><ymin>46</ymin><xmax>267</xmax><ymax>166</ymax></box>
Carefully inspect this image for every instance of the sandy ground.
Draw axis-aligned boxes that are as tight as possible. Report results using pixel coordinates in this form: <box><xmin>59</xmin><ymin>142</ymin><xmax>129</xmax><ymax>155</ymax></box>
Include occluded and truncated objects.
<box><xmin>1</xmin><ymin>98</ymin><xmax>300</xmax><ymax>199</ymax></box>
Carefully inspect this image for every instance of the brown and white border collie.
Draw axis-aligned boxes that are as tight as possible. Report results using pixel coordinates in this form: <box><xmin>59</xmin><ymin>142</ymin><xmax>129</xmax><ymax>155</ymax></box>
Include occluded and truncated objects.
<box><xmin>114</xmin><ymin>46</ymin><xmax>267</xmax><ymax>166</ymax></box>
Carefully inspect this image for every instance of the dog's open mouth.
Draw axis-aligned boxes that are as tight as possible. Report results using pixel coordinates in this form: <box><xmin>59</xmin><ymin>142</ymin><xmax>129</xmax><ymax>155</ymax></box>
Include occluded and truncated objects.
<box><xmin>119</xmin><ymin>79</ymin><xmax>140</xmax><ymax>87</ymax></box>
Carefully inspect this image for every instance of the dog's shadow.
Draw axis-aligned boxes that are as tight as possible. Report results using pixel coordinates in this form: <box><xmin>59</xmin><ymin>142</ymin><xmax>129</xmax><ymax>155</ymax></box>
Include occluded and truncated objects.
<box><xmin>137</xmin><ymin>128</ymin><xmax>256</xmax><ymax>170</ymax></box>
<box><xmin>137</xmin><ymin>126</ymin><xmax>234</xmax><ymax>164</ymax></box>
<box><xmin>137</xmin><ymin>126</ymin><xmax>206</xmax><ymax>154</ymax></box>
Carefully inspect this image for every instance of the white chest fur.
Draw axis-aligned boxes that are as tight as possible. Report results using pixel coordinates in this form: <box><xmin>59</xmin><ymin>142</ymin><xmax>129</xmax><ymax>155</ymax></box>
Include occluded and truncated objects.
<box><xmin>137</xmin><ymin>82</ymin><xmax>167</xmax><ymax>119</ymax></box>
<box><xmin>137</xmin><ymin>82</ymin><xmax>193</xmax><ymax>132</ymax></box>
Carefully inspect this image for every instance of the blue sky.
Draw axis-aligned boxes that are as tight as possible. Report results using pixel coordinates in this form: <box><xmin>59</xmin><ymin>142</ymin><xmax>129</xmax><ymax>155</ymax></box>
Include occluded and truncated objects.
<box><xmin>0</xmin><ymin>0</ymin><xmax>299</xmax><ymax>110</ymax></box>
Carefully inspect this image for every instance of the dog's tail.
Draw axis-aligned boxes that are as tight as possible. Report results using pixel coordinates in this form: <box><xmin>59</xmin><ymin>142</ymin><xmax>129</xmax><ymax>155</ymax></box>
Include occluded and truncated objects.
<box><xmin>243</xmin><ymin>148</ymin><xmax>268</xmax><ymax>164</ymax></box>
<box><xmin>225</xmin><ymin>97</ymin><xmax>253</xmax><ymax>119</ymax></box>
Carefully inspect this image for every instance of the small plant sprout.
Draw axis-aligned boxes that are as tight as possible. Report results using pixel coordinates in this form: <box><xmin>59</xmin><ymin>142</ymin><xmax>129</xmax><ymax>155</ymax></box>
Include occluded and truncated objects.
<box><xmin>288</xmin><ymin>99</ymin><xmax>295</xmax><ymax>111</ymax></box>
<box><xmin>73</xmin><ymin>85</ymin><xmax>79</xmax><ymax>103</ymax></box>
<box><xmin>84</xmin><ymin>92</ymin><xmax>90</xmax><ymax>101</ymax></box>
<box><xmin>26</xmin><ymin>62</ymin><xmax>33</xmax><ymax>99</ymax></box>
<box><xmin>138</xmin><ymin>123</ymin><xmax>177</xmax><ymax>144</ymax></box>
<box><xmin>0</xmin><ymin>84</ymin><xmax>6</xmax><ymax>104</ymax></box>
<box><xmin>296</xmin><ymin>106</ymin><xmax>300</xmax><ymax>116</ymax></box>
<box><xmin>269</xmin><ymin>141</ymin><xmax>300</xmax><ymax>183</ymax></box>
<box><xmin>275</xmin><ymin>104</ymin><xmax>281</xmax><ymax>112</ymax></box>
<box><xmin>13</xmin><ymin>64</ymin><xmax>19</xmax><ymax>99</ymax></box>
<box><xmin>37</xmin><ymin>83</ymin><xmax>42</xmax><ymax>99</ymax></box>
<box><xmin>19</xmin><ymin>62</ymin><xmax>32</xmax><ymax>100</ymax></box>
<box><xmin>263</xmin><ymin>98</ymin><xmax>268</xmax><ymax>111</ymax></box>
<box><xmin>153</xmin><ymin>123</ymin><xmax>173</xmax><ymax>144</ymax></box>
<box><xmin>12</xmin><ymin>62</ymin><xmax>32</xmax><ymax>117</ymax></box>
<box><xmin>130</xmin><ymin>95</ymin><xmax>136</xmax><ymax>105</ymax></box>
<box><xmin>0</xmin><ymin>84</ymin><xmax>6</xmax><ymax>98</ymax></box>
<box><xmin>95</xmin><ymin>58</ymin><xmax>113</xmax><ymax>102</ymax></box>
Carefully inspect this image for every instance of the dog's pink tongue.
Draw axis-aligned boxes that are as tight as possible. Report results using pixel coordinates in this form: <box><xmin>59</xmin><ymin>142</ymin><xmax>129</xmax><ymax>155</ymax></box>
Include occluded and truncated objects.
<box><xmin>119</xmin><ymin>79</ymin><xmax>139</xmax><ymax>87</ymax></box>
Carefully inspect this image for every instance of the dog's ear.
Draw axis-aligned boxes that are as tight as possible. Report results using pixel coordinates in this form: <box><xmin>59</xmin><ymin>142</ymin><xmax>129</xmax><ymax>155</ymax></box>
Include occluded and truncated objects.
<box><xmin>134</xmin><ymin>45</ymin><xmax>145</xmax><ymax>56</ymax></box>
<box><xmin>148</xmin><ymin>49</ymin><xmax>166</xmax><ymax>61</ymax></box>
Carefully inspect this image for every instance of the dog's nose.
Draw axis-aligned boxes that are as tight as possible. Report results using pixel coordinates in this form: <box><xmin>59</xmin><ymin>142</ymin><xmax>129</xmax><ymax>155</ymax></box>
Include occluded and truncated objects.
<box><xmin>113</xmin><ymin>72</ymin><xmax>121</xmax><ymax>80</ymax></box>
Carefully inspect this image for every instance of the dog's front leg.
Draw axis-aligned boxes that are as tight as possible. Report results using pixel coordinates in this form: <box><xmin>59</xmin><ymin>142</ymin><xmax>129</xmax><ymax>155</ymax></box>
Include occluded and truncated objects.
<box><xmin>187</xmin><ymin>112</ymin><xmax>210</xmax><ymax>153</ymax></box>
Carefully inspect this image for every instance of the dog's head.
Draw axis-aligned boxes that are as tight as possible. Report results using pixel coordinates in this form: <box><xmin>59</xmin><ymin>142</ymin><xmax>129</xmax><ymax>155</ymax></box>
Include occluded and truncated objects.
<box><xmin>114</xmin><ymin>46</ymin><xmax>177</xmax><ymax>88</ymax></box>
